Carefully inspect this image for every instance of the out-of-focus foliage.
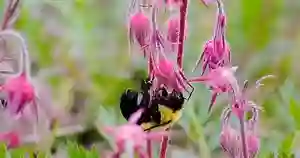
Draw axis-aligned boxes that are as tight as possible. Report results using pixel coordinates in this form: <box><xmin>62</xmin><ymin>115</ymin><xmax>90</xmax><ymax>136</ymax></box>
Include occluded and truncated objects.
<box><xmin>0</xmin><ymin>0</ymin><xmax>300</xmax><ymax>157</ymax></box>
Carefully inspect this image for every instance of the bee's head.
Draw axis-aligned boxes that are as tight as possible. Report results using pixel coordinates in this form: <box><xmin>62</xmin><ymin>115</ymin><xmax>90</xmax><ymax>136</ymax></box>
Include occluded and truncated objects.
<box><xmin>168</xmin><ymin>90</ymin><xmax>185</xmax><ymax>111</ymax></box>
<box><xmin>141</xmin><ymin>77</ymin><xmax>152</xmax><ymax>93</ymax></box>
<box><xmin>120</xmin><ymin>89</ymin><xmax>140</xmax><ymax>120</ymax></box>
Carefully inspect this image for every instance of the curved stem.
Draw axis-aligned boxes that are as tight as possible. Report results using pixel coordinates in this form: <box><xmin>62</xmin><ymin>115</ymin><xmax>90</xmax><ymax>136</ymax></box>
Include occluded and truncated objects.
<box><xmin>239</xmin><ymin>114</ymin><xmax>248</xmax><ymax>158</ymax></box>
<box><xmin>177</xmin><ymin>0</ymin><xmax>188</xmax><ymax>69</ymax></box>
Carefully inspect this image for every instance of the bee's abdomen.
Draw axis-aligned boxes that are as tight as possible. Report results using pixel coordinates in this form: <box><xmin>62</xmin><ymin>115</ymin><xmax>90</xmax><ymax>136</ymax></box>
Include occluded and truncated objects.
<box><xmin>119</xmin><ymin>89</ymin><xmax>140</xmax><ymax>120</ymax></box>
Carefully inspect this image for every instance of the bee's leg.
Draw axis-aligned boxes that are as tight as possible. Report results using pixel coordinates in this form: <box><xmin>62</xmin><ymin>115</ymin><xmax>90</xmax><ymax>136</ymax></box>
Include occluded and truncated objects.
<box><xmin>143</xmin><ymin>120</ymin><xmax>172</xmax><ymax>131</ymax></box>
<box><xmin>178</xmin><ymin>70</ymin><xmax>194</xmax><ymax>101</ymax></box>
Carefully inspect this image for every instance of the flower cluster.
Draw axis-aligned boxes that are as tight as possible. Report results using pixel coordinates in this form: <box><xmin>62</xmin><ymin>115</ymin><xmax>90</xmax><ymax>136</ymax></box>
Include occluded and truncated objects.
<box><xmin>0</xmin><ymin>0</ymin><xmax>275</xmax><ymax>157</ymax></box>
<box><xmin>188</xmin><ymin>1</ymin><xmax>274</xmax><ymax>157</ymax></box>
<box><xmin>105</xmin><ymin>0</ymin><xmax>275</xmax><ymax>158</ymax></box>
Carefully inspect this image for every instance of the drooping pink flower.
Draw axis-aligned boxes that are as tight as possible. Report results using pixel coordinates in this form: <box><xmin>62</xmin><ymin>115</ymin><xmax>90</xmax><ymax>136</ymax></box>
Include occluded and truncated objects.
<box><xmin>0</xmin><ymin>131</ymin><xmax>20</xmax><ymax>148</ymax></box>
<box><xmin>193</xmin><ymin>39</ymin><xmax>231</xmax><ymax>75</ymax></box>
<box><xmin>166</xmin><ymin>16</ymin><xmax>180</xmax><ymax>52</ymax></box>
<box><xmin>219</xmin><ymin>108</ymin><xmax>240</xmax><ymax>157</ymax></box>
<box><xmin>151</xmin><ymin>53</ymin><xmax>193</xmax><ymax>97</ymax></box>
<box><xmin>220</xmin><ymin>106</ymin><xmax>261</xmax><ymax>158</ymax></box>
<box><xmin>245</xmin><ymin>131</ymin><xmax>260</xmax><ymax>158</ymax></box>
<box><xmin>0</xmin><ymin>30</ymin><xmax>39</xmax><ymax>122</ymax></box>
<box><xmin>0</xmin><ymin>73</ymin><xmax>38</xmax><ymax>121</ymax></box>
<box><xmin>129</xmin><ymin>11</ymin><xmax>152</xmax><ymax>57</ymax></box>
<box><xmin>193</xmin><ymin>1</ymin><xmax>231</xmax><ymax>75</ymax></box>
<box><xmin>166</xmin><ymin>15</ymin><xmax>188</xmax><ymax>54</ymax></box>
<box><xmin>146</xmin><ymin>14</ymin><xmax>192</xmax><ymax>95</ymax></box>
<box><xmin>189</xmin><ymin>66</ymin><xmax>240</xmax><ymax>112</ymax></box>
<box><xmin>104</xmin><ymin>110</ymin><xmax>167</xmax><ymax>157</ymax></box>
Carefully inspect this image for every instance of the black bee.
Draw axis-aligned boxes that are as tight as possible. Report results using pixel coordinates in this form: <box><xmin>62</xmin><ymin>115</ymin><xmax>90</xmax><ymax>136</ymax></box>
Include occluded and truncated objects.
<box><xmin>120</xmin><ymin>77</ymin><xmax>185</xmax><ymax>131</ymax></box>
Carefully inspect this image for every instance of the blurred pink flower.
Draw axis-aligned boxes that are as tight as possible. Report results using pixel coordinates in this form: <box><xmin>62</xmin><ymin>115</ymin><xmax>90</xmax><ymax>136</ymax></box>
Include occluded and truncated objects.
<box><xmin>193</xmin><ymin>2</ymin><xmax>230</xmax><ymax>75</ymax></box>
<box><xmin>166</xmin><ymin>16</ymin><xmax>180</xmax><ymax>52</ymax></box>
<box><xmin>129</xmin><ymin>11</ymin><xmax>152</xmax><ymax>57</ymax></box>
<box><xmin>0</xmin><ymin>131</ymin><xmax>20</xmax><ymax>148</ymax></box>
<box><xmin>166</xmin><ymin>16</ymin><xmax>188</xmax><ymax>54</ymax></box>
<box><xmin>0</xmin><ymin>30</ymin><xmax>39</xmax><ymax>122</ymax></box>
<box><xmin>189</xmin><ymin>66</ymin><xmax>240</xmax><ymax>112</ymax></box>
<box><xmin>1</xmin><ymin>73</ymin><xmax>38</xmax><ymax>121</ymax></box>
<box><xmin>104</xmin><ymin>110</ymin><xmax>167</xmax><ymax>157</ymax></box>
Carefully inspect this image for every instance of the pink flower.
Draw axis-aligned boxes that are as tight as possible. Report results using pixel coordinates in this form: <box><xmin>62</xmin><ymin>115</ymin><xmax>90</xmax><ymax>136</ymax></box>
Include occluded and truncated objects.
<box><xmin>151</xmin><ymin>54</ymin><xmax>193</xmax><ymax>98</ymax></box>
<box><xmin>166</xmin><ymin>16</ymin><xmax>180</xmax><ymax>52</ymax></box>
<box><xmin>0</xmin><ymin>73</ymin><xmax>38</xmax><ymax>121</ymax></box>
<box><xmin>0</xmin><ymin>30</ymin><xmax>39</xmax><ymax>121</ymax></box>
<box><xmin>189</xmin><ymin>66</ymin><xmax>240</xmax><ymax>112</ymax></box>
<box><xmin>231</xmin><ymin>75</ymin><xmax>274</xmax><ymax>119</ymax></box>
<box><xmin>166</xmin><ymin>16</ymin><xmax>187</xmax><ymax>53</ymax></box>
<box><xmin>193</xmin><ymin>1</ymin><xmax>231</xmax><ymax>75</ymax></box>
<box><xmin>220</xmin><ymin>106</ymin><xmax>261</xmax><ymax>158</ymax></box>
<box><xmin>0</xmin><ymin>131</ymin><xmax>20</xmax><ymax>148</ymax></box>
<box><xmin>193</xmin><ymin>39</ymin><xmax>231</xmax><ymax>75</ymax></box>
<box><xmin>220</xmin><ymin>108</ymin><xmax>240</xmax><ymax>157</ymax></box>
<box><xmin>129</xmin><ymin>11</ymin><xmax>152</xmax><ymax>57</ymax></box>
<box><xmin>220</xmin><ymin>125</ymin><xmax>240</xmax><ymax>157</ymax></box>
<box><xmin>246</xmin><ymin>132</ymin><xmax>260</xmax><ymax>158</ymax></box>
<box><xmin>104</xmin><ymin>110</ymin><xmax>167</xmax><ymax>157</ymax></box>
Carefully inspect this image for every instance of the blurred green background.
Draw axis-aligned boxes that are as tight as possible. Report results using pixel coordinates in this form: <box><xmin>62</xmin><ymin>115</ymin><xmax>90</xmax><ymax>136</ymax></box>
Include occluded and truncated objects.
<box><xmin>1</xmin><ymin>0</ymin><xmax>300</xmax><ymax>157</ymax></box>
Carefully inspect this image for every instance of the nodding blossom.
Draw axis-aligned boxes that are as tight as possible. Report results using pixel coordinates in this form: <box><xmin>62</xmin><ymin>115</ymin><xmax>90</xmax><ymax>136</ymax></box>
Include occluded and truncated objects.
<box><xmin>166</xmin><ymin>16</ymin><xmax>180</xmax><ymax>52</ymax></box>
<box><xmin>164</xmin><ymin>0</ymin><xmax>183</xmax><ymax>6</ymax></box>
<box><xmin>189</xmin><ymin>66</ymin><xmax>240</xmax><ymax>112</ymax></box>
<box><xmin>1</xmin><ymin>0</ymin><xmax>20</xmax><ymax>30</ymax></box>
<box><xmin>193</xmin><ymin>0</ymin><xmax>231</xmax><ymax>75</ymax></box>
<box><xmin>129</xmin><ymin>11</ymin><xmax>152</xmax><ymax>57</ymax></box>
<box><xmin>166</xmin><ymin>15</ymin><xmax>188</xmax><ymax>54</ymax></box>
<box><xmin>104</xmin><ymin>110</ymin><xmax>167</xmax><ymax>158</ymax></box>
<box><xmin>152</xmin><ymin>54</ymin><xmax>192</xmax><ymax>95</ymax></box>
<box><xmin>1</xmin><ymin>73</ymin><xmax>37</xmax><ymax>120</ymax></box>
<box><xmin>0</xmin><ymin>30</ymin><xmax>38</xmax><ymax>122</ymax></box>
<box><xmin>220</xmin><ymin>106</ymin><xmax>260</xmax><ymax>158</ymax></box>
